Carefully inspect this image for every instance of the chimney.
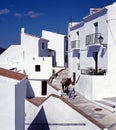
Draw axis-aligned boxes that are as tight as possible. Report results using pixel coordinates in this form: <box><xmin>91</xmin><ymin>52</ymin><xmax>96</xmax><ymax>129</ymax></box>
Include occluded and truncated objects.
<box><xmin>90</xmin><ymin>8</ymin><xmax>102</xmax><ymax>15</ymax></box>
<box><xmin>21</xmin><ymin>28</ymin><xmax>25</xmax><ymax>34</ymax></box>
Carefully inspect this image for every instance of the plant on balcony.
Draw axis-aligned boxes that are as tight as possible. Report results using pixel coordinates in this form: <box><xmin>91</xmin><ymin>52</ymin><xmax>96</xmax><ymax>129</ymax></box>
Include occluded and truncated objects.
<box><xmin>94</xmin><ymin>69</ymin><xmax>106</xmax><ymax>75</ymax></box>
<box><xmin>87</xmin><ymin>67</ymin><xmax>106</xmax><ymax>75</ymax></box>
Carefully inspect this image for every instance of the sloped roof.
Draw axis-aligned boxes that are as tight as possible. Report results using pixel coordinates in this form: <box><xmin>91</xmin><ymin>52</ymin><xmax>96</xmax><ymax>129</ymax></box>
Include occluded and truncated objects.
<box><xmin>27</xmin><ymin>97</ymin><xmax>46</xmax><ymax>106</ymax></box>
<box><xmin>27</xmin><ymin>94</ymin><xmax>116</xmax><ymax>130</ymax></box>
<box><xmin>0</xmin><ymin>67</ymin><xmax>27</xmax><ymax>81</ymax></box>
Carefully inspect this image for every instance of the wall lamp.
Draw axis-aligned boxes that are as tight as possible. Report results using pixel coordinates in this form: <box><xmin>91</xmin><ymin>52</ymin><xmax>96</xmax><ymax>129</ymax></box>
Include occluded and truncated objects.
<box><xmin>99</xmin><ymin>35</ymin><xmax>104</xmax><ymax>44</ymax></box>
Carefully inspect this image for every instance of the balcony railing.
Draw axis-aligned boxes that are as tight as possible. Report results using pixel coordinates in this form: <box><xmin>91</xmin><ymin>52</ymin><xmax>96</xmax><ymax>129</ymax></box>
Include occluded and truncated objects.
<box><xmin>81</xmin><ymin>68</ymin><xmax>106</xmax><ymax>75</ymax></box>
<box><xmin>71</xmin><ymin>40</ymin><xmax>80</xmax><ymax>49</ymax></box>
<box><xmin>86</xmin><ymin>33</ymin><xmax>101</xmax><ymax>46</ymax></box>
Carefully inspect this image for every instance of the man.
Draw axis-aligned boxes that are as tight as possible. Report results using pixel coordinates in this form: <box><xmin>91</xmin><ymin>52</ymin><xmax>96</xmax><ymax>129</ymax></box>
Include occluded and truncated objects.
<box><xmin>68</xmin><ymin>82</ymin><xmax>75</xmax><ymax>99</ymax></box>
<box><xmin>61</xmin><ymin>78</ymin><xmax>67</xmax><ymax>92</ymax></box>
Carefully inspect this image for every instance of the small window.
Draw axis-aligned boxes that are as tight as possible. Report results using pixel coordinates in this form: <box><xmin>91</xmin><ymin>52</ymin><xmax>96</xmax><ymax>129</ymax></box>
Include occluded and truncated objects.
<box><xmin>94</xmin><ymin>22</ymin><xmax>98</xmax><ymax>33</ymax></box>
<box><xmin>65</xmin><ymin>55</ymin><xmax>68</xmax><ymax>63</ymax></box>
<box><xmin>35</xmin><ymin>65</ymin><xmax>40</xmax><ymax>71</ymax></box>
<box><xmin>42</xmin><ymin>42</ymin><xmax>45</xmax><ymax>49</ymax></box>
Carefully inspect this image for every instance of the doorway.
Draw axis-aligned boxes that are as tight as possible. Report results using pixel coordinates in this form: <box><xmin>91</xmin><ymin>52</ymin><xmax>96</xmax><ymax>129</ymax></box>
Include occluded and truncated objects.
<box><xmin>42</xmin><ymin>81</ymin><xmax>47</xmax><ymax>95</ymax></box>
<box><xmin>93</xmin><ymin>52</ymin><xmax>98</xmax><ymax>73</ymax></box>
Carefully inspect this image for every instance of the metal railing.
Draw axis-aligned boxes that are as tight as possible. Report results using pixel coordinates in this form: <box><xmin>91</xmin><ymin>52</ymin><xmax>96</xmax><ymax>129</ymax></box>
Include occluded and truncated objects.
<box><xmin>86</xmin><ymin>33</ymin><xmax>101</xmax><ymax>46</ymax></box>
<box><xmin>81</xmin><ymin>68</ymin><xmax>106</xmax><ymax>75</ymax></box>
<box><xmin>71</xmin><ymin>40</ymin><xmax>80</xmax><ymax>49</ymax></box>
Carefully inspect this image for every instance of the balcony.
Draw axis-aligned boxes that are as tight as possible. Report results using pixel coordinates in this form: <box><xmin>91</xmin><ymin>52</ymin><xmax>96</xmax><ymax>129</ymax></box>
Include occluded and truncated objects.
<box><xmin>86</xmin><ymin>33</ymin><xmax>102</xmax><ymax>46</ymax></box>
<box><xmin>81</xmin><ymin>68</ymin><xmax>106</xmax><ymax>75</ymax></box>
<box><xmin>71</xmin><ymin>40</ymin><xmax>80</xmax><ymax>50</ymax></box>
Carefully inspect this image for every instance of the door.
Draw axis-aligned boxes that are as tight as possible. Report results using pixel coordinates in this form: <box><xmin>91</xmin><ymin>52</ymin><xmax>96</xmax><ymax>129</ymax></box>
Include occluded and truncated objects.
<box><xmin>93</xmin><ymin>52</ymin><xmax>98</xmax><ymax>73</ymax></box>
<box><xmin>73</xmin><ymin>72</ymin><xmax>76</xmax><ymax>85</ymax></box>
<box><xmin>42</xmin><ymin>81</ymin><xmax>47</xmax><ymax>95</ymax></box>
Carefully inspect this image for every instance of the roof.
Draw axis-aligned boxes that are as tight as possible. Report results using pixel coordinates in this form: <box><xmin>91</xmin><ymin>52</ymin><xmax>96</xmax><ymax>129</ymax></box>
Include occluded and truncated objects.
<box><xmin>0</xmin><ymin>67</ymin><xmax>27</xmax><ymax>81</ymax></box>
<box><xmin>70</xmin><ymin>8</ymin><xmax>107</xmax><ymax>31</ymax></box>
<box><xmin>27</xmin><ymin>97</ymin><xmax>46</xmax><ymax>106</ymax></box>
<box><xmin>27</xmin><ymin>94</ymin><xmax>116</xmax><ymax>130</ymax></box>
<box><xmin>24</xmin><ymin>32</ymin><xmax>49</xmax><ymax>42</ymax></box>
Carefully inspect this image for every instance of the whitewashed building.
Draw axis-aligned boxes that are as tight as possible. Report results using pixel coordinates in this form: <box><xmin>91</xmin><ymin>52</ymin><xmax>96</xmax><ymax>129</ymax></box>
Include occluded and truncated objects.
<box><xmin>42</xmin><ymin>30</ymin><xmax>68</xmax><ymax>67</ymax></box>
<box><xmin>0</xmin><ymin>28</ymin><xmax>62</xmax><ymax>97</ymax></box>
<box><xmin>20</xmin><ymin>28</ymin><xmax>53</xmax><ymax>97</ymax></box>
<box><xmin>0</xmin><ymin>68</ymin><xmax>27</xmax><ymax>130</ymax></box>
<box><xmin>68</xmin><ymin>2</ymin><xmax>116</xmax><ymax>100</ymax></box>
<box><xmin>3</xmin><ymin>3</ymin><xmax>116</xmax><ymax>129</ymax></box>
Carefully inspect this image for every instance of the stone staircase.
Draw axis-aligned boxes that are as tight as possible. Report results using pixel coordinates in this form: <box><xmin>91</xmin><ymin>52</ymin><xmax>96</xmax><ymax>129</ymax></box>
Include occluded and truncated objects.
<box><xmin>52</xmin><ymin>68</ymin><xmax>69</xmax><ymax>90</ymax></box>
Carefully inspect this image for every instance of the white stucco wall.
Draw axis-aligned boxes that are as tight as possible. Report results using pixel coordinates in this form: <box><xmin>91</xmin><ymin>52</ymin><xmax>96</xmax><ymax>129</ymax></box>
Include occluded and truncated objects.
<box><xmin>0</xmin><ymin>45</ymin><xmax>23</xmax><ymax>70</ymax></box>
<box><xmin>42</xmin><ymin>30</ymin><xmax>65</xmax><ymax>67</ymax></box>
<box><xmin>0</xmin><ymin>78</ymin><xmax>15</xmax><ymax>130</ymax></box>
<box><xmin>47</xmin><ymin>84</ymin><xmax>61</xmax><ymax>96</ymax></box>
<box><xmin>0</xmin><ymin>77</ymin><xmax>26</xmax><ymax>130</ymax></box>
<box><xmin>24</xmin><ymin>56</ymin><xmax>52</xmax><ymax>79</ymax></box>
<box><xmin>15</xmin><ymin>79</ymin><xmax>27</xmax><ymax>130</ymax></box>
<box><xmin>21</xmin><ymin>28</ymin><xmax>39</xmax><ymax>57</ymax></box>
<box><xmin>27</xmin><ymin>80</ymin><xmax>42</xmax><ymax>97</ymax></box>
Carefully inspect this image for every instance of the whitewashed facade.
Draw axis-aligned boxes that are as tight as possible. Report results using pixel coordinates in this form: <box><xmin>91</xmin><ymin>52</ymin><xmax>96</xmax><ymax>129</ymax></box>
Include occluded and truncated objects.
<box><xmin>0</xmin><ymin>68</ymin><xmax>27</xmax><ymax>130</ymax></box>
<box><xmin>68</xmin><ymin>2</ymin><xmax>116</xmax><ymax>100</ymax></box>
<box><xmin>0</xmin><ymin>28</ymin><xmax>58</xmax><ymax>97</ymax></box>
<box><xmin>42</xmin><ymin>30</ymin><xmax>68</xmax><ymax>67</ymax></box>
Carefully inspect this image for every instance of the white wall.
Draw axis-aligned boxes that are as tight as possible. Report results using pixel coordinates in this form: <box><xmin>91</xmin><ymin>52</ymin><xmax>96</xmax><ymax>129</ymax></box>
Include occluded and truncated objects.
<box><xmin>24</xmin><ymin>56</ymin><xmax>52</xmax><ymax>97</ymax></box>
<box><xmin>0</xmin><ymin>45</ymin><xmax>23</xmax><ymax>70</ymax></box>
<box><xmin>82</xmin><ymin>11</ymin><xmax>108</xmax><ymax>70</ymax></box>
<box><xmin>47</xmin><ymin>84</ymin><xmax>61</xmax><ymax>96</ymax></box>
<box><xmin>28</xmin><ymin>80</ymin><xmax>42</xmax><ymax>97</ymax></box>
<box><xmin>0</xmin><ymin>77</ymin><xmax>15</xmax><ymax>130</ymax></box>
<box><xmin>0</xmin><ymin>77</ymin><xmax>27</xmax><ymax>130</ymax></box>
<box><xmin>24</xmin><ymin>56</ymin><xmax>52</xmax><ymax>79</ymax></box>
<box><xmin>42</xmin><ymin>30</ymin><xmax>65</xmax><ymax>67</ymax></box>
<box><xmin>15</xmin><ymin>79</ymin><xmax>27</xmax><ymax>130</ymax></box>
<box><xmin>21</xmin><ymin>28</ymin><xmax>39</xmax><ymax>57</ymax></box>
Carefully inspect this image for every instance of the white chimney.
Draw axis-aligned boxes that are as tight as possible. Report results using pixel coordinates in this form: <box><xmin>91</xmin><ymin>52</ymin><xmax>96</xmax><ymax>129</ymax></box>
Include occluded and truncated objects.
<box><xmin>21</xmin><ymin>28</ymin><xmax>25</xmax><ymax>34</ymax></box>
<box><xmin>90</xmin><ymin>8</ymin><xmax>102</xmax><ymax>15</ymax></box>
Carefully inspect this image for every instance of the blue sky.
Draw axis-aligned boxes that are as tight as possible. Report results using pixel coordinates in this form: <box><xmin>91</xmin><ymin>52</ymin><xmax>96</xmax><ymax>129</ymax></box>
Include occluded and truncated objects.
<box><xmin>0</xmin><ymin>0</ymin><xmax>116</xmax><ymax>48</ymax></box>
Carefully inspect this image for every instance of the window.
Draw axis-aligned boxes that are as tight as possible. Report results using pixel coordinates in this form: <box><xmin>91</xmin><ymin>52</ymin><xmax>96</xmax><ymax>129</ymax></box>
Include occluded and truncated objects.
<box><xmin>94</xmin><ymin>22</ymin><xmax>98</xmax><ymax>43</ymax></box>
<box><xmin>73</xmin><ymin>72</ymin><xmax>76</xmax><ymax>84</ymax></box>
<box><xmin>35</xmin><ymin>65</ymin><xmax>40</xmax><ymax>71</ymax></box>
<box><xmin>42</xmin><ymin>42</ymin><xmax>45</xmax><ymax>49</ymax></box>
<box><xmin>65</xmin><ymin>55</ymin><xmax>68</xmax><ymax>63</ymax></box>
<box><xmin>94</xmin><ymin>22</ymin><xmax>98</xmax><ymax>33</ymax></box>
<box><xmin>42</xmin><ymin>81</ymin><xmax>47</xmax><ymax>95</ymax></box>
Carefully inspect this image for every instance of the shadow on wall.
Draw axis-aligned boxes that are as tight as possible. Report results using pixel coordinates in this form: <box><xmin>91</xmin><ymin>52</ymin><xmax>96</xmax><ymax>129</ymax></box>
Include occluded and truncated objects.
<box><xmin>26</xmin><ymin>80</ymin><xmax>35</xmax><ymax>98</ymax></box>
<box><xmin>87</xmin><ymin>46</ymin><xmax>100</xmax><ymax>57</ymax></box>
<box><xmin>27</xmin><ymin>107</ymin><xmax>50</xmax><ymax>130</ymax></box>
<box><xmin>23</xmin><ymin>70</ymin><xmax>35</xmax><ymax>98</ymax></box>
<box><xmin>73</xmin><ymin>50</ymin><xmax>80</xmax><ymax>58</ymax></box>
<box><xmin>100</xmin><ymin>47</ymin><xmax>107</xmax><ymax>57</ymax></box>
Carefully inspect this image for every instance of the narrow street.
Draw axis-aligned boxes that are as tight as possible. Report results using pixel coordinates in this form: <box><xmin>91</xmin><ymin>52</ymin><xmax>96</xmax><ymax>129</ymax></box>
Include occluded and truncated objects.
<box><xmin>51</xmin><ymin>68</ymin><xmax>116</xmax><ymax>130</ymax></box>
